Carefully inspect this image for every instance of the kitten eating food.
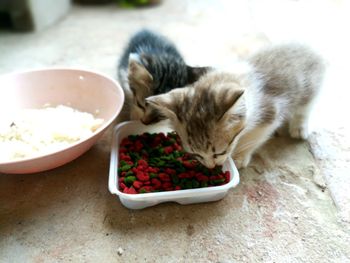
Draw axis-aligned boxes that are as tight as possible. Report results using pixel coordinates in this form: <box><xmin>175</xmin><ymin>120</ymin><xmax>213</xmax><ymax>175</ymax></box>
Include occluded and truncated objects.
<box><xmin>118</xmin><ymin>29</ymin><xmax>209</xmax><ymax>122</ymax></box>
<box><xmin>142</xmin><ymin>43</ymin><xmax>326</xmax><ymax>169</ymax></box>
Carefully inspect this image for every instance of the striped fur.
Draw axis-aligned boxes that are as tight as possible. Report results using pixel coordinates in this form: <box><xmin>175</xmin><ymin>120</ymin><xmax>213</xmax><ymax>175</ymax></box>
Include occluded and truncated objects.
<box><xmin>117</xmin><ymin>29</ymin><xmax>210</xmax><ymax>121</ymax></box>
<box><xmin>143</xmin><ymin>43</ymin><xmax>326</xmax><ymax>169</ymax></box>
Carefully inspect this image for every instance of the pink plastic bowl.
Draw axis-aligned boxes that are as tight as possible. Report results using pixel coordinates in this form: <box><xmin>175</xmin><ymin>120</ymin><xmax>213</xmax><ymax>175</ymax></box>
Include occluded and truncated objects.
<box><xmin>0</xmin><ymin>68</ymin><xmax>124</xmax><ymax>174</ymax></box>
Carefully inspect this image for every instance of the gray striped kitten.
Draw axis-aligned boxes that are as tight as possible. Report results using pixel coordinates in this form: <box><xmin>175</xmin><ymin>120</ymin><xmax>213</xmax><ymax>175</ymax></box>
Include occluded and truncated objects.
<box><xmin>118</xmin><ymin>29</ymin><xmax>209</xmax><ymax>122</ymax></box>
<box><xmin>142</xmin><ymin>43</ymin><xmax>326</xmax><ymax>169</ymax></box>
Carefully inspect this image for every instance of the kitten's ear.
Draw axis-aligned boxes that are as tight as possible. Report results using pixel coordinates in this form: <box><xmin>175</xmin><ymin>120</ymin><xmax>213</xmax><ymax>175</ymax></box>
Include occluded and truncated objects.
<box><xmin>186</xmin><ymin>66</ymin><xmax>211</xmax><ymax>84</ymax></box>
<box><xmin>142</xmin><ymin>91</ymin><xmax>180</xmax><ymax>124</ymax></box>
<box><xmin>128</xmin><ymin>53</ymin><xmax>153</xmax><ymax>96</ymax></box>
<box><xmin>218</xmin><ymin>88</ymin><xmax>245</xmax><ymax>121</ymax></box>
<box><xmin>141</xmin><ymin>106</ymin><xmax>166</xmax><ymax>125</ymax></box>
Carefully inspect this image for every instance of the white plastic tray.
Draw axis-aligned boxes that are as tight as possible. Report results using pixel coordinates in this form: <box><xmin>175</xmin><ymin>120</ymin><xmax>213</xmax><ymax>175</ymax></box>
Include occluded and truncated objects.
<box><xmin>108</xmin><ymin>121</ymin><xmax>240</xmax><ymax>209</ymax></box>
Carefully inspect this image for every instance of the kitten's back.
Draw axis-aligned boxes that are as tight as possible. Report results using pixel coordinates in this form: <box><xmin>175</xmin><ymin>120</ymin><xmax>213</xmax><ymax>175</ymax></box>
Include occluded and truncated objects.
<box><xmin>249</xmin><ymin>43</ymin><xmax>326</xmax><ymax>104</ymax></box>
<box><xmin>118</xmin><ymin>29</ymin><xmax>184</xmax><ymax>73</ymax></box>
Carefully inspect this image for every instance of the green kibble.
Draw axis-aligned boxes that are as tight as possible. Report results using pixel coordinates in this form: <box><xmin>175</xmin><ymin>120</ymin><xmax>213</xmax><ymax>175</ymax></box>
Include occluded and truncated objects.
<box><xmin>128</xmin><ymin>134</ymin><xmax>138</xmax><ymax>141</ymax></box>
<box><xmin>139</xmin><ymin>188</ymin><xmax>147</xmax><ymax>194</ymax></box>
<box><xmin>213</xmin><ymin>178</ymin><xmax>225</xmax><ymax>185</ymax></box>
<box><xmin>120</xmin><ymin>160</ymin><xmax>128</xmax><ymax>166</ymax></box>
<box><xmin>149</xmin><ymin>173</ymin><xmax>158</xmax><ymax>179</ymax></box>
<box><xmin>180</xmin><ymin>178</ymin><xmax>187</xmax><ymax>188</ymax></box>
<box><xmin>163</xmin><ymin>138</ymin><xmax>176</xmax><ymax>146</ymax></box>
<box><xmin>157</xmin><ymin>160</ymin><xmax>166</xmax><ymax>166</ymax></box>
<box><xmin>202</xmin><ymin>168</ymin><xmax>210</xmax><ymax>176</ymax></box>
<box><xmin>175</xmin><ymin>166</ymin><xmax>186</xmax><ymax>173</ymax></box>
<box><xmin>192</xmin><ymin>180</ymin><xmax>200</xmax><ymax>188</ymax></box>
<box><xmin>124</xmin><ymin>176</ymin><xmax>136</xmax><ymax>185</ymax></box>
<box><xmin>201</xmin><ymin>181</ymin><xmax>208</xmax><ymax>187</ymax></box>
<box><xmin>172</xmin><ymin>151</ymin><xmax>183</xmax><ymax>158</ymax></box>
<box><xmin>129</xmin><ymin>152</ymin><xmax>141</xmax><ymax>162</ymax></box>
<box><xmin>158</xmin><ymin>148</ymin><xmax>164</xmax><ymax>154</ymax></box>
<box><xmin>167</xmin><ymin>132</ymin><xmax>177</xmax><ymax>139</ymax></box>
<box><xmin>120</xmin><ymin>164</ymin><xmax>132</xmax><ymax>172</ymax></box>
<box><xmin>160</xmin><ymin>154</ymin><xmax>172</xmax><ymax>161</ymax></box>
<box><xmin>125</xmin><ymin>171</ymin><xmax>134</xmax><ymax>177</ymax></box>
<box><xmin>213</xmin><ymin>166</ymin><xmax>223</xmax><ymax>175</ymax></box>
<box><xmin>172</xmin><ymin>175</ymin><xmax>180</xmax><ymax>184</ymax></box>
<box><xmin>185</xmin><ymin>180</ymin><xmax>193</xmax><ymax>189</ymax></box>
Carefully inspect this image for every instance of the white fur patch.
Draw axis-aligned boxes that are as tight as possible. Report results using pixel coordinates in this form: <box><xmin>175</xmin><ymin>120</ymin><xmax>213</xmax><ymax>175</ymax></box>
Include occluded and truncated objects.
<box><xmin>128</xmin><ymin>53</ymin><xmax>141</xmax><ymax>64</ymax></box>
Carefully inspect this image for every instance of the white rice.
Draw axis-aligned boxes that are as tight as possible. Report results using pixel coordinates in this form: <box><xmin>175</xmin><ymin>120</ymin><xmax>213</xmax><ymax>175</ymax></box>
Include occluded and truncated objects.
<box><xmin>0</xmin><ymin>105</ymin><xmax>104</xmax><ymax>162</ymax></box>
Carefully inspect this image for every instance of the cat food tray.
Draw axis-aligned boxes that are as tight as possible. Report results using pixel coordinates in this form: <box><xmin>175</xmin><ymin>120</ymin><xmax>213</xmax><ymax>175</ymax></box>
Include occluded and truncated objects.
<box><xmin>108</xmin><ymin>121</ymin><xmax>240</xmax><ymax>209</ymax></box>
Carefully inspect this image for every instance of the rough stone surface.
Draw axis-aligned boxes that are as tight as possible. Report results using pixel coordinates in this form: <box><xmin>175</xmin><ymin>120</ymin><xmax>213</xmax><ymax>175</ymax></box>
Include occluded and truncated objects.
<box><xmin>1</xmin><ymin>0</ymin><xmax>350</xmax><ymax>262</ymax></box>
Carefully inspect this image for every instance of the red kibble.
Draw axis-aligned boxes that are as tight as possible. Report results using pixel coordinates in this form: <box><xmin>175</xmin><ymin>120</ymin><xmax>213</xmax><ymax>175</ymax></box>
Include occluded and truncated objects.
<box><xmin>133</xmin><ymin>181</ymin><xmax>143</xmax><ymax>189</ymax></box>
<box><xmin>183</xmin><ymin>160</ymin><xmax>195</xmax><ymax>169</ymax></box>
<box><xmin>120</xmin><ymin>138</ymin><xmax>132</xmax><ymax>147</ymax></box>
<box><xmin>120</xmin><ymin>153</ymin><xmax>132</xmax><ymax>162</ymax></box>
<box><xmin>138</xmin><ymin>159</ymin><xmax>148</xmax><ymax>167</ymax></box>
<box><xmin>188</xmin><ymin>171</ymin><xmax>196</xmax><ymax>178</ymax></box>
<box><xmin>151</xmin><ymin>178</ymin><xmax>162</xmax><ymax>189</ymax></box>
<box><xmin>118</xmin><ymin>132</ymin><xmax>230</xmax><ymax>194</ymax></box>
<box><xmin>195</xmin><ymin>173</ymin><xmax>207</xmax><ymax>182</ymax></box>
<box><xmin>163</xmin><ymin>146</ymin><xmax>173</xmax><ymax>154</ymax></box>
<box><xmin>178</xmin><ymin>172</ymin><xmax>189</xmax><ymax>179</ymax></box>
<box><xmin>128</xmin><ymin>187</ymin><xmax>137</xmax><ymax>194</ymax></box>
<box><xmin>224</xmin><ymin>171</ymin><xmax>230</xmax><ymax>183</ymax></box>
<box><xmin>158</xmin><ymin>173</ymin><xmax>171</xmax><ymax>182</ymax></box>
<box><xmin>140</xmin><ymin>186</ymin><xmax>153</xmax><ymax>192</ymax></box>
<box><xmin>173</xmin><ymin>143</ymin><xmax>182</xmax><ymax>151</ymax></box>
<box><xmin>152</xmin><ymin>136</ymin><xmax>162</xmax><ymax>147</ymax></box>
<box><xmin>158</xmin><ymin>133</ymin><xmax>166</xmax><ymax>139</ymax></box>
<box><xmin>123</xmin><ymin>187</ymin><xmax>137</xmax><ymax>194</ymax></box>
<box><xmin>146</xmin><ymin>167</ymin><xmax>152</xmax><ymax>173</ymax></box>
<box><xmin>120</xmin><ymin>182</ymin><xmax>126</xmax><ymax>190</ymax></box>
<box><xmin>134</xmin><ymin>140</ymin><xmax>143</xmax><ymax>151</ymax></box>
<box><xmin>136</xmin><ymin>171</ymin><xmax>150</xmax><ymax>182</ymax></box>
<box><xmin>147</xmin><ymin>167</ymin><xmax>158</xmax><ymax>173</ymax></box>
<box><xmin>164</xmin><ymin>168</ymin><xmax>176</xmax><ymax>175</ymax></box>
<box><xmin>162</xmin><ymin>182</ymin><xmax>172</xmax><ymax>188</ymax></box>
<box><xmin>119</xmin><ymin>147</ymin><xmax>128</xmax><ymax>153</ymax></box>
<box><xmin>209</xmin><ymin>175</ymin><xmax>217</xmax><ymax>181</ymax></box>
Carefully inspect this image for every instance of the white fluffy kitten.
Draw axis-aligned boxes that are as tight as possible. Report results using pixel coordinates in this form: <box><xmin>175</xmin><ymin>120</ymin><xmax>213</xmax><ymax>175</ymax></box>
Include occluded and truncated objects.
<box><xmin>142</xmin><ymin>43</ymin><xmax>326</xmax><ymax>169</ymax></box>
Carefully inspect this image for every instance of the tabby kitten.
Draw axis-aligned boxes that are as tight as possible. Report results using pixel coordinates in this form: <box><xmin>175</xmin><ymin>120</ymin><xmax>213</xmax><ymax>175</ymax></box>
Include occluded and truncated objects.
<box><xmin>142</xmin><ymin>43</ymin><xmax>326</xmax><ymax>169</ymax></box>
<box><xmin>118</xmin><ymin>29</ymin><xmax>209</xmax><ymax>122</ymax></box>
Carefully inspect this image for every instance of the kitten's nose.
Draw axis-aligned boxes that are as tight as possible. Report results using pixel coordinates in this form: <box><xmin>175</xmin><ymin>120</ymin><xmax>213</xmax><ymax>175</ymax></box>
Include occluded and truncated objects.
<box><xmin>204</xmin><ymin>160</ymin><xmax>216</xmax><ymax>169</ymax></box>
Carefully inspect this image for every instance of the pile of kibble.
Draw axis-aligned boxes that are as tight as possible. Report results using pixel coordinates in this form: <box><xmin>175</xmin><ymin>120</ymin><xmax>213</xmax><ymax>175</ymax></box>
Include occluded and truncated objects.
<box><xmin>118</xmin><ymin>132</ymin><xmax>230</xmax><ymax>194</ymax></box>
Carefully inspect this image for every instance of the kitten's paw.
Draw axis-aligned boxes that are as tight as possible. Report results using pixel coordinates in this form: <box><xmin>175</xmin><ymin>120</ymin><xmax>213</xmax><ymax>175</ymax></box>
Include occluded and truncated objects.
<box><xmin>234</xmin><ymin>154</ymin><xmax>252</xmax><ymax>169</ymax></box>
<box><xmin>289</xmin><ymin>123</ymin><xmax>309</xmax><ymax>140</ymax></box>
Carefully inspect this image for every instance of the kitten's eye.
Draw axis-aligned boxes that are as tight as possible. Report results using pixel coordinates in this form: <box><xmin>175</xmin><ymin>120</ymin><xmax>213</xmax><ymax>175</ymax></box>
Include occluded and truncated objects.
<box><xmin>213</xmin><ymin>150</ymin><xmax>226</xmax><ymax>158</ymax></box>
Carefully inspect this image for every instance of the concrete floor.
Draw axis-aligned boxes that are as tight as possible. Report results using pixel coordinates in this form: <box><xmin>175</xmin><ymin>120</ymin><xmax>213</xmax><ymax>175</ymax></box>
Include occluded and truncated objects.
<box><xmin>1</xmin><ymin>0</ymin><xmax>350</xmax><ymax>262</ymax></box>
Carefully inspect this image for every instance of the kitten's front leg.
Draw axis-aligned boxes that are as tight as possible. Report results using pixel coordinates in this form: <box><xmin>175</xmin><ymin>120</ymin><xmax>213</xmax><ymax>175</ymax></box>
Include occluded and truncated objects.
<box><xmin>232</xmin><ymin>124</ymin><xmax>277</xmax><ymax>169</ymax></box>
<box><xmin>233</xmin><ymin>152</ymin><xmax>252</xmax><ymax>169</ymax></box>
